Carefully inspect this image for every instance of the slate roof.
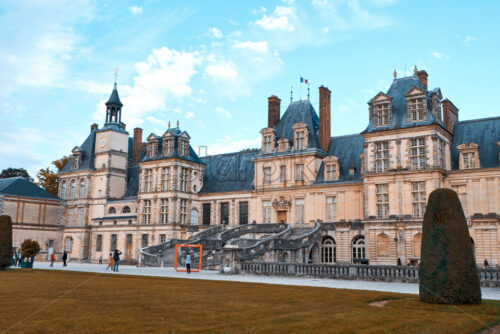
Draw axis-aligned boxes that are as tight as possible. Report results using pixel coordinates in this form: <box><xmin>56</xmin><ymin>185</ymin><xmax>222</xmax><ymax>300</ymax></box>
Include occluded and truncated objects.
<box><xmin>315</xmin><ymin>134</ymin><xmax>365</xmax><ymax>184</ymax></box>
<box><xmin>61</xmin><ymin>130</ymin><xmax>97</xmax><ymax>173</ymax></box>
<box><xmin>0</xmin><ymin>177</ymin><xmax>61</xmax><ymax>201</ymax></box>
<box><xmin>363</xmin><ymin>76</ymin><xmax>442</xmax><ymax>133</ymax></box>
<box><xmin>106</xmin><ymin>83</ymin><xmax>123</xmax><ymax>107</ymax></box>
<box><xmin>273</xmin><ymin>100</ymin><xmax>321</xmax><ymax>150</ymax></box>
<box><xmin>142</xmin><ymin>127</ymin><xmax>205</xmax><ymax>165</ymax></box>
<box><xmin>200</xmin><ymin>149</ymin><xmax>260</xmax><ymax>193</ymax></box>
<box><xmin>451</xmin><ymin>117</ymin><xmax>500</xmax><ymax>170</ymax></box>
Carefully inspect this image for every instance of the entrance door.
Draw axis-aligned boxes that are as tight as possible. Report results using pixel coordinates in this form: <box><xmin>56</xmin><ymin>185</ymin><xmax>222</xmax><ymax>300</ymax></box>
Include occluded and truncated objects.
<box><xmin>277</xmin><ymin>210</ymin><xmax>287</xmax><ymax>223</ymax></box>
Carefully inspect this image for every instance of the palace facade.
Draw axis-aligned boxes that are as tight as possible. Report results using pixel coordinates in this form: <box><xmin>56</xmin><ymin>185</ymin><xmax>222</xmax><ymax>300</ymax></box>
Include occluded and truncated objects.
<box><xmin>55</xmin><ymin>68</ymin><xmax>500</xmax><ymax>266</ymax></box>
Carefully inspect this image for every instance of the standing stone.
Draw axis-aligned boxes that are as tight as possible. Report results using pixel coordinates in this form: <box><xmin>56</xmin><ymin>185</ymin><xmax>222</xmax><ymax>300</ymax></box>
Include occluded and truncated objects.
<box><xmin>419</xmin><ymin>189</ymin><xmax>481</xmax><ymax>304</ymax></box>
<box><xmin>0</xmin><ymin>215</ymin><xmax>13</xmax><ymax>270</ymax></box>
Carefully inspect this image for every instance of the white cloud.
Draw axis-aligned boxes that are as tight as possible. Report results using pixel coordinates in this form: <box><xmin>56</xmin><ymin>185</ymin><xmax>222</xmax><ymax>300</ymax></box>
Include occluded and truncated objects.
<box><xmin>371</xmin><ymin>0</ymin><xmax>398</xmax><ymax>6</ymax></box>
<box><xmin>216</xmin><ymin>106</ymin><xmax>232</xmax><ymax>118</ymax></box>
<box><xmin>207</xmin><ymin>136</ymin><xmax>261</xmax><ymax>155</ymax></box>
<box><xmin>185</xmin><ymin>111</ymin><xmax>195</xmax><ymax>118</ymax></box>
<box><xmin>432</xmin><ymin>51</ymin><xmax>443</xmax><ymax>59</ymax></box>
<box><xmin>129</xmin><ymin>6</ymin><xmax>143</xmax><ymax>14</ymax></box>
<box><xmin>146</xmin><ymin>116</ymin><xmax>167</xmax><ymax>127</ymax></box>
<box><xmin>252</xmin><ymin>6</ymin><xmax>267</xmax><ymax>15</ymax></box>
<box><xmin>233</xmin><ymin>41</ymin><xmax>269</xmax><ymax>53</ymax></box>
<box><xmin>255</xmin><ymin>6</ymin><xmax>295</xmax><ymax>31</ymax></box>
<box><xmin>208</xmin><ymin>27</ymin><xmax>222</xmax><ymax>39</ymax></box>
<box><xmin>463</xmin><ymin>35</ymin><xmax>478</xmax><ymax>46</ymax></box>
<box><xmin>205</xmin><ymin>61</ymin><xmax>238</xmax><ymax>80</ymax></box>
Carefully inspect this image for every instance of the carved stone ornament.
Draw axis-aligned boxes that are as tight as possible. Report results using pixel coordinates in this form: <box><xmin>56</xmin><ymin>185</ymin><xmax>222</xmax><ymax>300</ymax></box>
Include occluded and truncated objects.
<box><xmin>272</xmin><ymin>196</ymin><xmax>292</xmax><ymax>209</ymax></box>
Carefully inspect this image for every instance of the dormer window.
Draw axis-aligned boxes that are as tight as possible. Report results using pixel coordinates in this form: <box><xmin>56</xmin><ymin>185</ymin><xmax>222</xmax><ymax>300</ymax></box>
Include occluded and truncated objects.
<box><xmin>457</xmin><ymin>143</ymin><xmax>479</xmax><ymax>169</ymax></box>
<box><xmin>71</xmin><ymin>147</ymin><xmax>81</xmax><ymax>169</ymax></box>
<box><xmin>405</xmin><ymin>87</ymin><xmax>427</xmax><ymax>123</ymax></box>
<box><xmin>292</xmin><ymin>123</ymin><xmax>308</xmax><ymax>150</ymax></box>
<box><xmin>323</xmin><ymin>156</ymin><xmax>339</xmax><ymax>181</ymax></box>
<box><xmin>146</xmin><ymin>134</ymin><xmax>158</xmax><ymax>158</ymax></box>
<box><xmin>162</xmin><ymin>132</ymin><xmax>175</xmax><ymax>156</ymax></box>
<box><xmin>277</xmin><ymin>138</ymin><xmax>290</xmax><ymax>152</ymax></box>
<box><xmin>178</xmin><ymin>132</ymin><xmax>191</xmax><ymax>156</ymax></box>
<box><xmin>369</xmin><ymin>92</ymin><xmax>392</xmax><ymax>128</ymax></box>
<box><xmin>260</xmin><ymin>128</ymin><xmax>275</xmax><ymax>154</ymax></box>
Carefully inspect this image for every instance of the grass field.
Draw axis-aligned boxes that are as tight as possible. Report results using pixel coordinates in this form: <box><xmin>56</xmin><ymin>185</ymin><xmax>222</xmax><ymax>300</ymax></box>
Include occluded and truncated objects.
<box><xmin>1</xmin><ymin>269</ymin><xmax>499</xmax><ymax>333</ymax></box>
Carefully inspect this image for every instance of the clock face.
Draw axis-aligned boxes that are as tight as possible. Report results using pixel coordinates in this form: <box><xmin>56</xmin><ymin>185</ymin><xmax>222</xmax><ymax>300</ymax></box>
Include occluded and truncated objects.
<box><xmin>99</xmin><ymin>138</ymin><xmax>107</xmax><ymax>148</ymax></box>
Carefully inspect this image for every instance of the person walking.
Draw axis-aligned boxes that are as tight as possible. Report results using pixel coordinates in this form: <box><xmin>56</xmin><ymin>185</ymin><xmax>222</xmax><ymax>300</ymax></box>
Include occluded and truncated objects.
<box><xmin>12</xmin><ymin>251</ymin><xmax>17</xmax><ymax>266</ymax></box>
<box><xmin>62</xmin><ymin>251</ymin><xmax>68</xmax><ymax>267</ymax></box>
<box><xmin>50</xmin><ymin>252</ymin><xmax>55</xmax><ymax>267</ymax></box>
<box><xmin>106</xmin><ymin>253</ymin><xmax>114</xmax><ymax>271</ymax></box>
<box><xmin>186</xmin><ymin>254</ymin><xmax>191</xmax><ymax>274</ymax></box>
<box><xmin>17</xmin><ymin>250</ymin><xmax>22</xmax><ymax>267</ymax></box>
<box><xmin>98</xmin><ymin>255</ymin><xmax>103</xmax><ymax>265</ymax></box>
<box><xmin>113</xmin><ymin>249</ymin><xmax>122</xmax><ymax>272</ymax></box>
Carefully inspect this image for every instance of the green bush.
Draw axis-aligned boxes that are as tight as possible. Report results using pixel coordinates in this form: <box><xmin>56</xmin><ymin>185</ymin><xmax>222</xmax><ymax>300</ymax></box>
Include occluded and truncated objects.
<box><xmin>21</xmin><ymin>239</ymin><xmax>41</xmax><ymax>259</ymax></box>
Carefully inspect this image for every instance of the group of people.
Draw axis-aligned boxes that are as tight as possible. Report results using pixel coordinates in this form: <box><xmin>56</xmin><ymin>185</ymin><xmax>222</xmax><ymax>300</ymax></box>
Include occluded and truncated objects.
<box><xmin>49</xmin><ymin>251</ymin><xmax>68</xmax><ymax>267</ymax></box>
<box><xmin>11</xmin><ymin>250</ymin><xmax>67</xmax><ymax>267</ymax></box>
<box><xmin>105</xmin><ymin>249</ymin><xmax>122</xmax><ymax>272</ymax></box>
<box><xmin>12</xmin><ymin>250</ymin><xmax>23</xmax><ymax>267</ymax></box>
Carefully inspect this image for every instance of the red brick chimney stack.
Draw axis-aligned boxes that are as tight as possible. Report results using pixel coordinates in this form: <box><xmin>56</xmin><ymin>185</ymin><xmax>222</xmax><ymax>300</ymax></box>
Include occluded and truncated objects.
<box><xmin>132</xmin><ymin>127</ymin><xmax>143</xmax><ymax>163</ymax></box>
<box><xmin>416</xmin><ymin>69</ymin><xmax>428</xmax><ymax>90</ymax></box>
<box><xmin>91</xmin><ymin>123</ymin><xmax>98</xmax><ymax>133</ymax></box>
<box><xmin>442</xmin><ymin>99</ymin><xmax>459</xmax><ymax>134</ymax></box>
<box><xmin>267</xmin><ymin>95</ymin><xmax>281</xmax><ymax>128</ymax></box>
<box><xmin>319</xmin><ymin>86</ymin><xmax>331</xmax><ymax>152</ymax></box>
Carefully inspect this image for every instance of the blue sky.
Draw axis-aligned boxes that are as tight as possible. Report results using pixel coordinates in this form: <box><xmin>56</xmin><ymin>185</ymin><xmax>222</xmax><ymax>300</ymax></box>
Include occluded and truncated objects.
<box><xmin>1</xmin><ymin>0</ymin><xmax>499</xmax><ymax>178</ymax></box>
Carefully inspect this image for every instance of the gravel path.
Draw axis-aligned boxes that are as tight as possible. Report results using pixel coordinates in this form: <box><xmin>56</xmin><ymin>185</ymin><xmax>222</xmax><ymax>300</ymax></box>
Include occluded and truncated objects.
<box><xmin>19</xmin><ymin>262</ymin><xmax>500</xmax><ymax>300</ymax></box>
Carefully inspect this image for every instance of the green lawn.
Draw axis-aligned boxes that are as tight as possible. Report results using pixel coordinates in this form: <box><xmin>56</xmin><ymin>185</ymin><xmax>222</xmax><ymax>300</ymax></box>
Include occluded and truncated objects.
<box><xmin>0</xmin><ymin>269</ymin><xmax>499</xmax><ymax>333</ymax></box>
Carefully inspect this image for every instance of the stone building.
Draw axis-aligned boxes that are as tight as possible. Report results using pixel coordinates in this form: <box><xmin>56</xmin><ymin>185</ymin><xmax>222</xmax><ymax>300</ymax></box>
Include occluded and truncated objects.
<box><xmin>56</xmin><ymin>68</ymin><xmax>500</xmax><ymax>266</ymax></box>
<box><xmin>0</xmin><ymin>177</ymin><xmax>64</xmax><ymax>260</ymax></box>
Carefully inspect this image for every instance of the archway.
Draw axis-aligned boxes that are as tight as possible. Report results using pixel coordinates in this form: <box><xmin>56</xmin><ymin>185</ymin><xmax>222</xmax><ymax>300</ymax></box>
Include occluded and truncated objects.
<box><xmin>308</xmin><ymin>243</ymin><xmax>320</xmax><ymax>263</ymax></box>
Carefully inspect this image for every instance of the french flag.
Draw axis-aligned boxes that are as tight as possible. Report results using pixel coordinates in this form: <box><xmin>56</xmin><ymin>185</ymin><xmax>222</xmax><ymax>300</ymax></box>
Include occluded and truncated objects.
<box><xmin>300</xmin><ymin>77</ymin><xmax>308</xmax><ymax>84</ymax></box>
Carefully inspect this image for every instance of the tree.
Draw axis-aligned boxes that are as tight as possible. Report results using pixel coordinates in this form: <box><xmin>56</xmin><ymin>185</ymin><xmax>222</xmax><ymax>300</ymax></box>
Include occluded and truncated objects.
<box><xmin>36</xmin><ymin>156</ymin><xmax>69</xmax><ymax>195</ymax></box>
<box><xmin>20</xmin><ymin>239</ymin><xmax>41</xmax><ymax>259</ymax></box>
<box><xmin>0</xmin><ymin>168</ymin><xmax>34</xmax><ymax>182</ymax></box>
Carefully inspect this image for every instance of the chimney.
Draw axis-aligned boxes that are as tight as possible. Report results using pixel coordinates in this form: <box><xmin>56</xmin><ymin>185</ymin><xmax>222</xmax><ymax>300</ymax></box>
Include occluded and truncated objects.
<box><xmin>132</xmin><ymin>127</ymin><xmax>143</xmax><ymax>163</ymax></box>
<box><xmin>91</xmin><ymin>123</ymin><xmax>98</xmax><ymax>133</ymax></box>
<box><xmin>416</xmin><ymin>69</ymin><xmax>428</xmax><ymax>90</ymax></box>
<box><xmin>319</xmin><ymin>86</ymin><xmax>331</xmax><ymax>152</ymax></box>
<box><xmin>267</xmin><ymin>95</ymin><xmax>281</xmax><ymax>128</ymax></box>
<box><xmin>442</xmin><ymin>99</ymin><xmax>459</xmax><ymax>133</ymax></box>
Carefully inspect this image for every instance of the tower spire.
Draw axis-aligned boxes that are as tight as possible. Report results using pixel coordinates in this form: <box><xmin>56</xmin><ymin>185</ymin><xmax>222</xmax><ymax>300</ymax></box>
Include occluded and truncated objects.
<box><xmin>105</xmin><ymin>80</ymin><xmax>123</xmax><ymax>126</ymax></box>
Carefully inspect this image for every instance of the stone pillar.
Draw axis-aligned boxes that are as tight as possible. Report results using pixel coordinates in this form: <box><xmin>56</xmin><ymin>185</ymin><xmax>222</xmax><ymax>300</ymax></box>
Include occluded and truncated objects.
<box><xmin>0</xmin><ymin>215</ymin><xmax>13</xmax><ymax>270</ymax></box>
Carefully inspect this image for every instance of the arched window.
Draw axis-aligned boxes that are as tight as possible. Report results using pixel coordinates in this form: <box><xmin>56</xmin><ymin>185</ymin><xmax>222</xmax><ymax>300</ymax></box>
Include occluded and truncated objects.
<box><xmin>376</xmin><ymin>233</ymin><xmax>390</xmax><ymax>257</ymax></box>
<box><xmin>79</xmin><ymin>179</ymin><xmax>85</xmax><ymax>198</ymax></box>
<box><xmin>352</xmin><ymin>235</ymin><xmax>366</xmax><ymax>261</ymax></box>
<box><xmin>321</xmin><ymin>236</ymin><xmax>336</xmax><ymax>263</ymax></box>
<box><xmin>122</xmin><ymin>206</ymin><xmax>131</xmax><ymax>214</ymax></box>
<box><xmin>108</xmin><ymin>207</ymin><xmax>116</xmax><ymax>214</ymax></box>
<box><xmin>70</xmin><ymin>179</ymin><xmax>76</xmax><ymax>199</ymax></box>
<box><xmin>413</xmin><ymin>233</ymin><xmax>422</xmax><ymax>257</ymax></box>
<box><xmin>60</xmin><ymin>180</ymin><xmax>66</xmax><ymax>199</ymax></box>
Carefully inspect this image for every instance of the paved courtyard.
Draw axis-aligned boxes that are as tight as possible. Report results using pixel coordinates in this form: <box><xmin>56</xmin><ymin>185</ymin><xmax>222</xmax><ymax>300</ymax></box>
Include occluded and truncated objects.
<box><xmin>20</xmin><ymin>262</ymin><xmax>500</xmax><ymax>300</ymax></box>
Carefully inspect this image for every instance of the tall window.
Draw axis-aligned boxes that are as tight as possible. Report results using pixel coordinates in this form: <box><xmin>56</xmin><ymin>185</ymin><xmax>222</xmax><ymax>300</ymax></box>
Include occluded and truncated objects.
<box><xmin>65</xmin><ymin>237</ymin><xmax>72</xmax><ymax>251</ymax></box>
<box><xmin>375</xmin><ymin>142</ymin><xmax>389</xmax><ymax>172</ymax></box>
<box><xmin>127</xmin><ymin>234</ymin><xmax>133</xmax><ymax>245</ymax></box>
<box><xmin>68</xmin><ymin>208</ymin><xmax>74</xmax><ymax>227</ymax></box>
<box><xmin>463</xmin><ymin>152</ymin><xmax>476</xmax><ymax>169</ymax></box>
<box><xmin>160</xmin><ymin>234</ymin><xmax>166</xmax><ymax>244</ymax></box>
<box><xmin>110</xmin><ymin>234</ymin><xmax>117</xmax><ymax>251</ymax></box>
<box><xmin>280</xmin><ymin>165</ymin><xmax>286</xmax><ymax>183</ymax></box>
<box><xmin>180</xmin><ymin>199</ymin><xmax>187</xmax><ymax>224</ymax></box>
<box><xmin>239</xmin><ymin>202</ymin><xmax>248</xmax><ymax>225</ymax></box>
<box><xmin>263</xmin><ymin>167</ymin><xmax>271</xmax><ymax>185</ymax></box>
<box><xmin>96</xmin><ymin>235</ymin><xmax>102</xmax><ymax>252</ymax></box>
<box><xmin>202</xmin><ymin>203</ymin><xmax>211</xmax><ymax>225</ymax></box>
<box><xmin>180</xmin><ymin>168</ymin><xmax>188</xmax><ymax>191</ymax></box>
<box><xmin>321</xmin><ymin>237</ymin><xmax>336</xmax><ymax>263</ymax></box>
<box><xmin>262</xmin><ymin>201</ymin><xmax>271</xmax><ymax>223</ymax></box>
<box><xmin>295</xmin><ymin>130</ymin><xmax>306</xmax><ymax>150</ymax></box>
<box><xmin>77</xmin><ymin>208</ymin><xmax>84</xmax><ymax>227</ymax></box>
<box><xmin>79</xmin><ymin>179</ymin><xmax>86</xmax><ymax>198</ymax></box>
<box><xmin>160</xmin><ymin>199</ymin><xmax>169</xmax><ymax>224</ymax></box>
<box><xmin>145</xmin><ymin>169</ymin><xmax>153</xmax><ymax>192</ymax></box>
<box><xmin>326</xmin><ymin>196</ymin><xmax>337</xmax><ymax>222</ymax></box>
<box><xmin>410</xmin><ymin>138</ymin><xmax>426</xmax><ymax>170</ymax></box>
<box><xmin>143</xmin><ymin>200</ymin><xmax>151</xmax><ymax>224</ymax></box>
<box><xmin>325</xmin><ymin>163</ymin><xmax>337</xmax><ymax>181</ymax></box>
<box><xmin>295</xmin><ymin>199</ymin><xmax>304</xmax><ymax>224</ymax></box>
<box><xmin>141</xmin><ymin>234</ymin><xmax>148</xmax><ymax>248</ymax></box>
<box><xmin>352</xmin><ymin>235</ymin><xmax>366</xmax><ymax>260</ymax></box>
<box><xmin>438</xmin><ymin>139</ymin><xmax>446</xmax><ymax>168</ymax></box>
<box><xmin>409</xmin><ymin>97</ymin><xmax>425</xmax><ymax>121</ymax></box>
<box><xmin>165</xmin><ymin>138</ymin><xmax>174</xmax><ymax>155</ymax></box>
<box><xmin>295</xmin><ymin>164</ymin><xmax>304</xmax><ymax>181</ymax></box>
<box><xmin>263</xmin><ymin>135</ymin><xmax>273</xmax><ymax>153</ymax></box>
<box><xmin>412</xmin><ymin>181</ymin><xmax>426</xmax><ymax>217</ymax></box>
<box><xmin>376</xmin><ymin>184</ymin><xmax>389</xmax><ymax>218</ymax></box>
<box><xmin>220</xmin><ymin>202</ymin><xmax>229</xmax><ymax>225</ymax></box>
<box><xmin>61</xmin><ymin>180</ymin><xmax>66</xmax><ymax>199</ymax></box>
<box><xmin>70</xmin><ymin>179</ymin><xmax>76</xmax><ymax>198</ymax></box>
<box><xmin>179</xmin><ymin>139</ymin><xmax>189</xmax><ymax>156</ymax></box>
<box><xmin>374</xmin><ymin>103</ymin><xmax>390</xmax><ymax>127</ymax></box>
<box><xmin>161</xmin><ymin>167</ymin><xmax>170</xmax><ymax>191</ymax></box>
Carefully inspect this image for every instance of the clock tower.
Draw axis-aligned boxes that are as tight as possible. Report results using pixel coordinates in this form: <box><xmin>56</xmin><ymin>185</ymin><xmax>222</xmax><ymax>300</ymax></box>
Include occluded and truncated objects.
<box><xmin>92</xmin><ymin>83</ymin><xmax>129</xmax><ymax>199</ymax></box>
